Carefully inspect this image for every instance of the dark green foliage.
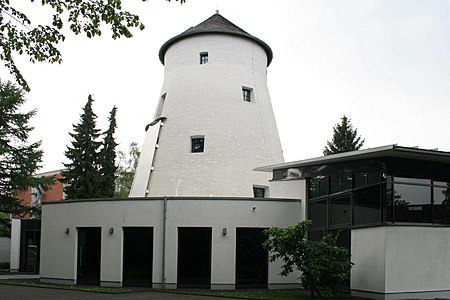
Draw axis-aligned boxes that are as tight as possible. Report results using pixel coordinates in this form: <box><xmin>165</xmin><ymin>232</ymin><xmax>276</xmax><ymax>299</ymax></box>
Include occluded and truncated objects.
<box><xmin>115</xmin><ymin>142</ymin><xmax>140</xmax><ymax>198</ymax></box>
<box><xmin>62</xmin><ymin>96</ymin><xmax>118</xmax><ymax>199</ymax></box>
<box><xmin>0</xmin><ymin>0</ymin><xmax>185</xmax><ymax>91</ymax></box>
<box><xmin>264</xmin><ymin>221</ymin><xmax>353</xmax><ymax>297</ymax></box>
<box><xmin>62</xmin><ymin>95</ymin><xmax>102</xmax><ymax>199</ymax></box>
<box><xmin>0</xmin><ymin>81</ymin><xmax>53</xmax><ymax>233</ymax></box>
<box><xmin>98</xmin><ymin>106</ymin><xmax>118</xmax><ymax>198</ymax></box>
<box><xmin>323</xmin><ymin>115</ymin><xmax>364</xmax><ymax>156</ymax></box>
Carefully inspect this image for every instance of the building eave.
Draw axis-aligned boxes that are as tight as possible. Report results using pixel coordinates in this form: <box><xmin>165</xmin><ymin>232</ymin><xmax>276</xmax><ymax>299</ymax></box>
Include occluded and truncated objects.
<box><xmin>255</xmin><ymin>145</ymin><xmax>450</xmax><ymax>172</ymax></box>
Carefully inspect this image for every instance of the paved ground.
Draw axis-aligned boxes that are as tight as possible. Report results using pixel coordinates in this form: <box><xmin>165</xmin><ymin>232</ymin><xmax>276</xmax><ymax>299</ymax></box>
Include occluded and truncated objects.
<box><xmin>0</xmin><ymin>284</ymin><xmax>239</xmax><ymax>300</ymax></box>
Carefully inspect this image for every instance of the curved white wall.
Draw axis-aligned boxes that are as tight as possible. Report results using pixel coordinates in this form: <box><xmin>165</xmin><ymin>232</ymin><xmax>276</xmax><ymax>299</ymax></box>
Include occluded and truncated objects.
<box><xmin>144</xmin><ymin>34</ymin><xmax>283</xmax><ymax>197</ymax></box>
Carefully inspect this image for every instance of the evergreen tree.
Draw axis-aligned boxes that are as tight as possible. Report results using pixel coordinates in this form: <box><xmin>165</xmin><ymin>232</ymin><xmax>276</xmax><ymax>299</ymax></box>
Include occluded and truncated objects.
<box><xmin>62</xmin><ymin>95</ymin><xmax>101</xmax><ymax>199</ymax></box>
<box><xmin>98</xmin><ymin>106</ymin><xmax>118</xmax><ymax>198</ymax></box>
<box><xmin>115</xmin><ymin>142</ymin><xmax>141</xmax><ymax>197</ymax></box>
<box><xmin>323</xmin><ymin>115</ymin><xmax>365</xmax><ymax>156</ymax></box>
<box><xmin>0</xmin><ymin>81</ymin><xmax>52</xmax><ymax>233</ymax></box>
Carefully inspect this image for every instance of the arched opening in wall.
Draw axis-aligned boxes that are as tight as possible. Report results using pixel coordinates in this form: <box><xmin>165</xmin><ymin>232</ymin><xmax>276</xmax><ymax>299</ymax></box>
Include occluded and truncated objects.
<box><xmin>235</xmin><ymin>228</ymin><xmax>268</xmax><ymax>289</ymax></box>
<box><xmin>122</xmin><ymin>227</ymin><xmax>153</xmax><ymax>287</ymax></box>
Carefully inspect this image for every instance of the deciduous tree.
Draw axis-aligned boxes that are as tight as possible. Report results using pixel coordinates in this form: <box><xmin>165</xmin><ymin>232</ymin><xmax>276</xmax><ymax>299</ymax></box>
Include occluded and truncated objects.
<box><xmin>1</xmin><ymin>0</ymin><xmax>184</xmax><ymax>91</ymax></box>
<box><xmin>264</xmin><ymin>221</ymin><xmax>353</xmax><ymax>297</ymax></box>
<box><xmin>115</xmin><ymin>142</ymin><xmax>140</xmax><ymax>197</ymax></box>
<box><xmin>323</xmin><ymin>115</ymin><xmax>364</xmax><ymax>155</ymax></box>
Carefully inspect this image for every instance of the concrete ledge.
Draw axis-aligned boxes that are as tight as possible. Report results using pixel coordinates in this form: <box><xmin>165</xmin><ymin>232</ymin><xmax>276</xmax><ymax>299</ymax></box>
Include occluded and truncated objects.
<box><xmin>101</xmin><ymin>281</ymin><xmax>121</xmax><ymax>287</ymax></box>
<box><xmin>269</xmin><ymin>283</ymin><xmax>302</xmax><ymax>290</ymax></box>
<box><xmin>211</xmin><ymin>283</ymin><xmax>235</xmax><ymax>290</ymax></box>
<box><xmin>40</xmin><ymin>277</ymin><xmax>75</xmax><ymax>285</ymax></box>
<box><xmin>352</xmin><ymin>289</ymin><xmax>450</xmax><ymax>300</ymax></box>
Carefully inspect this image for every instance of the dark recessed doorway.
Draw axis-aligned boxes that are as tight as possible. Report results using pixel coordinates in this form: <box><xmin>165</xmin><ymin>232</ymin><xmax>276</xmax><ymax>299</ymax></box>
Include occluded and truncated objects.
<box><xmin>236</xmin><ymin>228</ymin><xmax>268</xmax><ymax>289</ymax></box>
<box><xmin>123</xmin><ymin>227</ymin><xmax>153</xmax><ymax>287</ymax></box>
<box><xmin>177</xmin><ymin>227</ymin><xmax>212</xmax><ymax>289</ymax></box>
<box><xmin>77</xmin><ymin>227</ymin><xmax>101</xmax><ymax>285</ymax></box>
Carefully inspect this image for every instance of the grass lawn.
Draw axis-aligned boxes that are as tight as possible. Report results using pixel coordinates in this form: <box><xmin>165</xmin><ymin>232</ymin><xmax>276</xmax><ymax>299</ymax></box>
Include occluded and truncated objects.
<box><xmin>0</xmin><ymin>279</ymin><xmax>147</xmax><ymax>294</ymax></box>
<box><xmin>0</xmin><ymin>279</ymin><xmax>361</xmax><ymax>299</ymax></box>
<box><xmin>171</xmin><ymin>289</ymin><xmax>357</xmax><ymax>300</ymax></box>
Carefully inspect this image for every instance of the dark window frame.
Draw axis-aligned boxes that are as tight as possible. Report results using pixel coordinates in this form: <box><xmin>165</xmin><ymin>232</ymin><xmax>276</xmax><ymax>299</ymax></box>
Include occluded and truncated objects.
<box><xmin>253</xmin><ymin>187</ymin><xmax>266</xmax><ymax>198</ymax></box>
<box><xmin>200</xmin><ymin>52</ymin><xmax>208</xmax><ymax>65</ymax></box>
<box><xmin>191</xmin><ymin>136</ymin><xmax>205</xmax><ymax>153</ymax></box>
<box><xmin>242</xmin><ymin>88</ymin><xmax>252</xmax><ymax>102</ymax></box>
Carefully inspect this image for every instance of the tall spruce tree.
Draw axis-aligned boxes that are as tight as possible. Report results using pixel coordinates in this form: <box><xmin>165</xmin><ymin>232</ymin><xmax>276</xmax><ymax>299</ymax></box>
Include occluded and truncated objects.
<box><xmin>323</xmin><ymin>115</ymin><xmax>365</xmax><ymax>155</ymax></box>
<box><xmin>98</xmin><ymin>106</ymin><xmax>118</xmax><ymax>198</ymax></box>
<box><xmin>62</xmin><ymin>95</ymin><xmax>102</xmax><ymax>199</ymax></box>
<box><xmin>0</xmin><ymin>81</ymin><xmax>53</xmax><ymax>233</ymax></box>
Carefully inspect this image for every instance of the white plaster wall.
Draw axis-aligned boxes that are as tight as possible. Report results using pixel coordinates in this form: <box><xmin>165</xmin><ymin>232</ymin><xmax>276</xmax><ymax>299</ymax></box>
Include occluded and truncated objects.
<box><xmin>41</xmin><ymin>198</ymin><xmax>301</xmax><ymax>288</ymax></box>
<box><xmin>384</xmin><ymin>226</ymin><xmax>450</xmax><ymax>293</ymax></box>
<box><xmin>351</xmin><ymin>226</ymin><xmax>450</xmax><ymax>296</ymax></box>
<box><xmin>9</xmin><ymin>219</ymin><xmax>20</xmax><ymax>271</ymax></box>
<box><xmin>146</xmin><ymin>34</ymin><xmax>284</xmax><ymax>197</ymax></box>
<box><xmin>351</xmin><ymin>226</ymin><xmax>387</xmax><ymax>293</ymax></box>
<box><xmin>40</xmin><ymin>200</ymin><xmax>164</xmax><ymax>285</ymax></box>
<box><xmin>269</xmin><ymin>179</ymin><xmax>306</xmax><ymax>220</ymax></box>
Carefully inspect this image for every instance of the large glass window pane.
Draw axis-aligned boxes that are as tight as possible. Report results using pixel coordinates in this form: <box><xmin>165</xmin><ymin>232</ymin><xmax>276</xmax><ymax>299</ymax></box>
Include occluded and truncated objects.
<box><xmin>367</xmin><ymin>172</ymin><xmax>381</xmax><ymax>185</ymax></box>
<box><xmin>341</xmin><ymin>175</ymin><xmax>352</xmax><ymax>191</ymax></box>
<box><xmin>330</xmin><ymin>194</ymin><xmax>351</xmax><ymax>226</ymax></box>
<box><xmin>393</xmin><ymin>184</ymin><xmax>431</xmax><ymax>223</ymax></box>
<box><xmin>355</xmin><ymin>171</ymin><xmax>381</xmax><ymax>188</ymax></box>
<box><xmin>309</xmin><ymin>200</ymin><xmax>327</xmax><ymax>229</ymax></box>
<box><xmin>318</xmin><ymin>176</ymin><xmax>328</xmax><ymax>196</ymax></box>
<box><xmin>433</xmin><ymin>186</ymin><xmax>450</xmax><ymax>224</ymax></box>
<box><xmin>330</xmin><ymin>175</ymin><xmax>340</xmax><ymax>194</ymax></box>
<box><xmin>309</xmin><ymin>176</ymin><xmax>328</xmax><ymax>199</ymax></box>
<box><xmin>354</xmin><ymin>173</ymin><xmax>366</xmax><ymax>188</ymax></box>
<box><xmin>384</xmin><ymin>183</ymin><xmax>394</xmax><ymax>222</ymax></box>
<box><xmin>309</xmin><ymin>179</ymin><xmax>319</xmax><ymax>199</ymax></box>
<box><xmin>353</xmin><ymin>186</ymin><xmax>381</xmax><ymax>225</ymax></box>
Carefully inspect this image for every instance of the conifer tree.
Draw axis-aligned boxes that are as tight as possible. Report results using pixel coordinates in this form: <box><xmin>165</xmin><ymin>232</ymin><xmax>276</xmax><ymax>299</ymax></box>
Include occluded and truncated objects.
<box><xmin>62</xmin><ymin>95</ymin><xmax>101</xmax><ymax>199</ymax></box>
<box><xmin>98</xmin><ymin>106</ymin><xmax>118</xmax><ymax>198</ymax></box>
<box><xmin>323</xmin><ymin>115</ymin><xmax>365</xmax><ymax>156</ymax></box>
<box><xmin>0</xmin><ymin>81</ymin><xmax>53</xmax><ymax>233</ymax></box>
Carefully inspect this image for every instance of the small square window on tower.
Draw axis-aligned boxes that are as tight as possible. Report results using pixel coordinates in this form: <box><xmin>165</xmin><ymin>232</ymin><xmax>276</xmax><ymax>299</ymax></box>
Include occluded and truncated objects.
<box><xmin>242</xmin><ymin>87</ymin><xmax>252</xmax><ymax>102</ymax></box>
<box><xmin>191</xmin><ymin>136</ymin><xmax>205</xmax><ymax>153</ymax></box>
<box><xmin>200</xmin><ymin>52</ymin><xmax>208</xmax><ymax>64</ymax></box>
<box><xmin>253</xmin><ymin>186</ymin><xmax>266</xmax><ymax>198</ymax></box>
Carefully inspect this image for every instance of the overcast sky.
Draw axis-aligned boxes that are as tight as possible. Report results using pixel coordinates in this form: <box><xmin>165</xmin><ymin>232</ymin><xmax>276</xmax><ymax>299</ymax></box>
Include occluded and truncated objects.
<box><xmin>2</xmin><ymin>0</ymin><xmax>450</xmax><ymax>173</ymax></box>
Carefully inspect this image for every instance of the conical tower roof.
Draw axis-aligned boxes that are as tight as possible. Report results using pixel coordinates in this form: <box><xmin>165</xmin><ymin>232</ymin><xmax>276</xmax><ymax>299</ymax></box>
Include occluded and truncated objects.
<box><xmin>159</xmin><ymin>13</ymin><xmax>273</xmax><ymax>66</ymax></box>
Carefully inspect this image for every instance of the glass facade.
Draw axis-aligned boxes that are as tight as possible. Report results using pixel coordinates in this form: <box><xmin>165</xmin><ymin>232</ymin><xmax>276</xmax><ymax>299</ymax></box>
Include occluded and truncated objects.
<box><xmin>307</xmin><ymin>166</ymin><xmax>450</xmax><ymax>233</ymax></box>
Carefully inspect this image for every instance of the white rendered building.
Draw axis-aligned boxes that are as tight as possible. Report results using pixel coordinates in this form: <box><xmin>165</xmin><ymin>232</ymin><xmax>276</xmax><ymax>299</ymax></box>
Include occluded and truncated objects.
<box><xmin>39</xmin><ymin>13</ymin><xmax>450</xmax><ymax>299</ymax></box>
<box><xmin>259</xmin><ymin>145</ymin><xmax>450</xmax><ymax>300</ymax></box>
<box><xmin>40</xmin><ymin>13</ymin><xmax>301</xmax><ymax>290</ymax></box>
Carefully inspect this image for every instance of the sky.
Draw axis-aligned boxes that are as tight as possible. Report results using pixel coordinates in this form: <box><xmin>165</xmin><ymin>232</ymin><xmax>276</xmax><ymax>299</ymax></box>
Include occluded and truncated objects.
<box><xmin>2</xmin><ymin>0</ymin><xmax>450</xmax><ymax>173</ymax></box>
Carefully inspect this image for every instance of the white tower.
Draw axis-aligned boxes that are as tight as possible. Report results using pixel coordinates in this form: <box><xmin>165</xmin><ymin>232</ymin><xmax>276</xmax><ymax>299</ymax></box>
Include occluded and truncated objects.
<box><xmin>131</xmin><ymin>13</ymin><xmax>284</xmax><ymax>197</ymax></box>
